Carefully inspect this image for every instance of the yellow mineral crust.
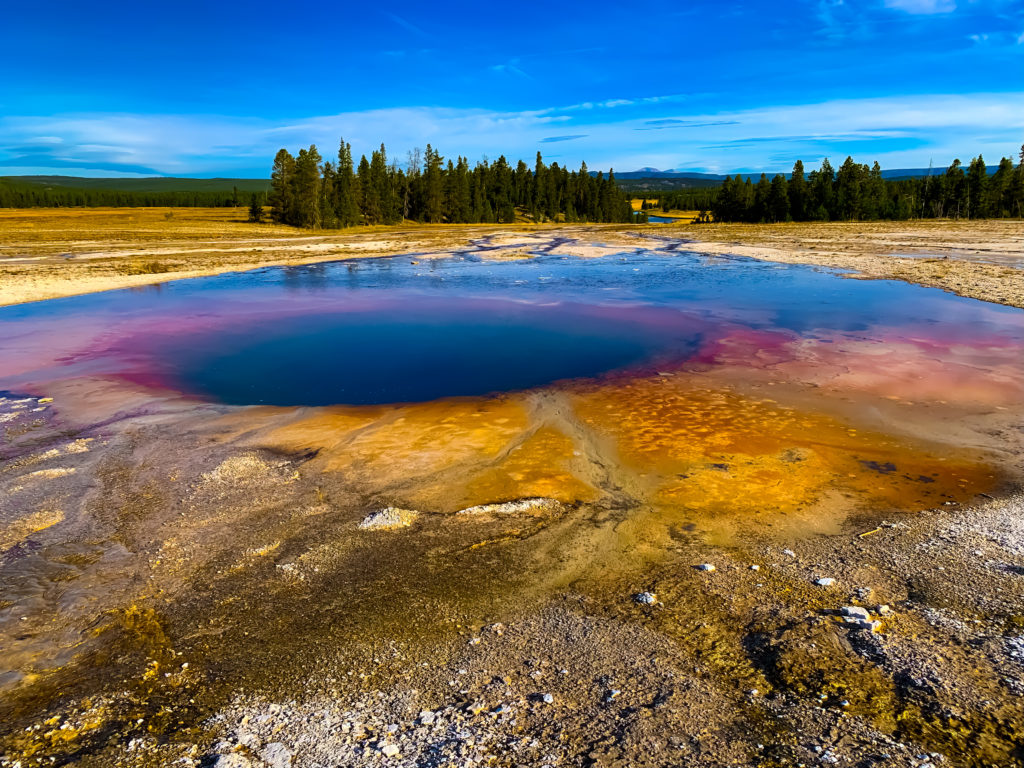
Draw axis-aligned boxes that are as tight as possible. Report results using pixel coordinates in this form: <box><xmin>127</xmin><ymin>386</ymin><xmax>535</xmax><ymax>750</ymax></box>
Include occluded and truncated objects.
<box><xmin>572</xmin><ymin>376</ymin><xmax>997</xmax><ymax>530</ymax></box>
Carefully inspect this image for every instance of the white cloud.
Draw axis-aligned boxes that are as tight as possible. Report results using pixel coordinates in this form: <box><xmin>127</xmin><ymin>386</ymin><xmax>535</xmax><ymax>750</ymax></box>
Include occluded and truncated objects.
<box><xmin>883</xmin><ymin>0</ymin><xmax>956</xmax><ymax>14</ymax></box>
<box><xmin>2</xmin><ymin>92</ymin><xmax>1022</xmax><ymax>176</ymax></box>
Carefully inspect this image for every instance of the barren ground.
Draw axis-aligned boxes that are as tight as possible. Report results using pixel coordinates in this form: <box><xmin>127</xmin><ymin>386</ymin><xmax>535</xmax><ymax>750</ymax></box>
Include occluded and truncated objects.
<box><xmin>0</xmin><ymin>210</ymin><xmax>1023</xmax><ymax>768</ymax></box>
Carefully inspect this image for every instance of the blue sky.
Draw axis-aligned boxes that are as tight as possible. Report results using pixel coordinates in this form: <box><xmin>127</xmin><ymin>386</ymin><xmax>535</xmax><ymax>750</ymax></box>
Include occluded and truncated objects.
<box><xmin>1</xmin><ymin>0</ymin><xmax>1022</xmax><ymax>177</ymax></box>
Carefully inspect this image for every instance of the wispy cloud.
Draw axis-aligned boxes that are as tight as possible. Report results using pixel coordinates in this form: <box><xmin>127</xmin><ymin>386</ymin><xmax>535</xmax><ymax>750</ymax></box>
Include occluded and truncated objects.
<box><xmin>636</xmin><ymin>119</ymin><xmax>740</xmax><ymax>131</ymax></box>
<box><xmin>387</xmin><ymin>13</ymin><xmax>428</xmax><ymax>38</ymax></box>
<box><xmin>2</xmin><ymin>92</ymin><xmax>1021</xmax><ymax>177</ymax></box>
<box><xmin>883</xmin><ymin>0</ymin><xmax>956</xmax><ymax>14</ymax></box>
<box><xmin>490</xmin><ymin>59</ymin><xmax>531</xmax><ymax>79</ymax></box>
<box><xmin>557</xmin><ymin>94</ymin><xmax>691</xmax><ymax>112</ymax></box>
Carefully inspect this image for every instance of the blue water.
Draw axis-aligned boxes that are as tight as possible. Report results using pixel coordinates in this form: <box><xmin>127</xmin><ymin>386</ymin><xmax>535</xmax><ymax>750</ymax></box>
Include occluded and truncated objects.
<box><xmin>2</xmin><ymin>247</ymin><xmax>1022</xmax><ymax>406</ymax></box>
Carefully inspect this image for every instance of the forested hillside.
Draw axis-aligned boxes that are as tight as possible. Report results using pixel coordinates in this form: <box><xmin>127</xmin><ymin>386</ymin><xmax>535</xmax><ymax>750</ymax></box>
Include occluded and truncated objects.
<box><xmin>266</xmin><ymin>141</ymin><xmax>636</xmax><ymax>227</ymax></box>
<box><xmin>0</xmin><ymin>177</ymin><xmax>268</xmax><ymax>208</ymax></box>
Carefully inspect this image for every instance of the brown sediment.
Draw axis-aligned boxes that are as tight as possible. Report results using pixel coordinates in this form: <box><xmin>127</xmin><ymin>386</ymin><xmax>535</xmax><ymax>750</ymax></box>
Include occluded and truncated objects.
<box><xmin>570</xmin><ymin>376</ymin><xmax>1001</xmax><ymax>542</ymax></box>
<box><xmin>0</xmin><ymin>363</ymin><xmax>1021</xmax><ymax>766</ymax></box>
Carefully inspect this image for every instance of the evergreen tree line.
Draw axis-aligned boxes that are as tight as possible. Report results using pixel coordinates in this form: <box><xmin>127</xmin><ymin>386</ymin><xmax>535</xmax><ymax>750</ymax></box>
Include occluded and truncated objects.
<box><xmin>268</xmin><ymin>139</ymin><xmax>636</xmax><ymax>228</ymax></box>
<box><xmin>0</xmin><ymin>181</ymin><xmax>262</xmax><ymax>209</ymax></box>
<box><xmin>709</xmin><ymin>152</ymin><xmax>1024</xmax><ymax>223</ymax></box>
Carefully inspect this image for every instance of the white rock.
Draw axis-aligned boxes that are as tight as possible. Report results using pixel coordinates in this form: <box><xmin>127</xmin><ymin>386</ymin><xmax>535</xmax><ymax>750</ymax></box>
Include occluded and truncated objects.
<box><xmin>749</xmin><ymin>564</ymin><xmax>760</xmax><ymax>571</ymax></box>
<box><xmin>456</xmin><ymin>498</ymin><xmax>560</xmax><ymax>516</ymax></box>
<box><xmin>358</xmin><ymin>507</ymin><xmax>418</xmax><ymax>530</ymax></box>
<box><xmin>260</xmin><ymin>743</ymin><xmax>293</xmax><ymax>768</ymax></box>
<box><xmin>697</xmin><ymin>563</ymin><xmax>716</xmax><ymax>572</ymax></box>
<box><xmin>840</xmin><ymin>606</ymin><xmax>871</xmax><ymax>621</ymax></box>
<box><xmin>418</xmin><ymin>710</ymin><xmax>435</xmax><ymax>725</ymax></box>
<box><xmin>634</xmin><ymin>592</ymin><xmax>657</xmax><ymax>605</ymax></box>
<box><xmin>213</xmin><ymin>756</ymin><xmax>253</xmax><ymax>768</ymax></box>
<box><xmin>541</xmin><ymin>693</ymin><xmax>554</xmax><ymax>704</ymax></box>
<box><xmin>783</xmin><ymin>549</ymin><xmax>796</xmax><ymax>557</ymax></box>
<box><xmin>381</xmin><ymin>743</ymin><xmax>400</xmax><ymax>757</ymax></box>
<box><xmin>236</xmin><ymin>731</ymin><xmax>258</xmax><ymax>748</ymax></box>
<box><xmin>815</xmin><ymin>578</ymin><xmax>836</xmax><ymax>587</ymax></box>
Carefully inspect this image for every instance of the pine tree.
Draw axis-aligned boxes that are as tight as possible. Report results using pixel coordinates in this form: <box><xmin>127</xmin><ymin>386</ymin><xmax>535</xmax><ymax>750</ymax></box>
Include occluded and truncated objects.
<box><xmin>458</xmin><ymin>157</ymin><xmax>472</xmax><ymax>223</ymax></box>
<box><xmin>988</xmin><ymin>157</ymin><xmax>1014</xmax><ymax>217</ymax></box>
<box><xmin>811</xmin><ymin>158</ymin><xmax>835</xmax><ymax>219</ymax></box>
<box><xmin>335</xmin><ymin>138</ymin><xmax>361</xmax><ymax>226</ymax></box>
<box><xmin>269</xmin><ymin>149</ymin><xmax>296</xmax><ymax>224</ymax></box>
<box><xmin>368</xmin><ymin>144</ymin><xmax>399</xmax><ymax>224</ymax></box>
<box><xmin>291</xmin><ymin>145</ymin><xmax>323</xmax><ymax>228</ymax></box>
<box><xmin>423</xmin><ymin>144</ymin><xmax>444</xmax><ymax>223</ymax></box>
<box><xmin>835</xmin><ymin>157</ymin><xmax>865</xmax><ymax>220</ymax></box>
<box><xmin>788</xmin><ymin>160</ymin><xmax>807</xmax><ymax>220</ymax></box>
<box><xmin>945</xmin><ymin>159</ymin><xmax>966</xmax><ymax>219</ymax></box>
<box><xmin>319</xmin><ymin>161</ymin><xmax>338</xmax><ymax>228</ymax></box>
<box><xmin>768</xmin><ymin>174</ymin><xmax>789</xmax><ymax>222</ymax></box>
<box><xmin>752</xmin><ymin>174</ymin><xmax>771</xmax><ymax>222</ymax></box>
<box><xmin>865</xmin><ymin>161</ymin><xmax>885</xmax><ymax>219</ymax></box>
<box><xmin>248</xmin><ymin>192</ymin><xmax>263</xmax><ymax>223</ymax></box>
<box><xmin>966</xmin><ymin>155</ymin><xmax>988</xmax><ymax>219</ymax></box>
<box><xmin>532</xmin><ymin>152</ymin><xmax>547</xmax><ymax>221</ymax></box>
<box><xmin>357</xmin><ymin>154</ymin><xmax>380</xmax><ymax>224</ymax></box>
<box><xmin>1012</xmin><ymin>146</ymin><xmax>1024</xmax><ymax>218</ymax></box>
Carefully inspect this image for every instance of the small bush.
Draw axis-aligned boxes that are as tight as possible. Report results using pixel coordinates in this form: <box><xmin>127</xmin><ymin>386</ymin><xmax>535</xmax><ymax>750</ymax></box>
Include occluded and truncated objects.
<box><xmin>124</xmin><ymin>260</ymin><xmax>172</xmax><ymax>275</ymax></box>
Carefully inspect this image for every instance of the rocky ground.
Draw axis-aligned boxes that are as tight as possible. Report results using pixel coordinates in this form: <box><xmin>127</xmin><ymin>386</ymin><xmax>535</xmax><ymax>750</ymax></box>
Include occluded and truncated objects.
<box><xmin>1</xmin><ymin>214</ymin><xmax>1023</xmax><ymax>766</ymax></box>
<box><xmin>0</xmin><ymin>381</ymin><xmax>1022</xmax><ymax>768</ymax></box>
<box><xmin>193</xmin><ymin>493</ymin><xmax>1024</xmax><ymax>768</ymax></box>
